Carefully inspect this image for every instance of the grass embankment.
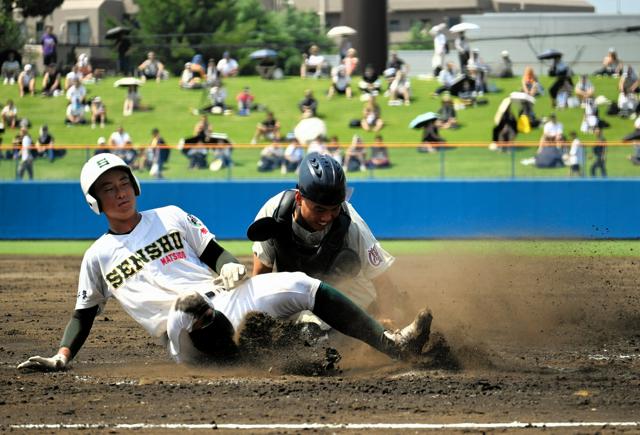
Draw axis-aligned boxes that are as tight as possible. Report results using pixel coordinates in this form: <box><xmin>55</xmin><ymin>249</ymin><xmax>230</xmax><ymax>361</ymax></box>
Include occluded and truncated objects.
<box><xmin>1</xmin><ymin>74</ymin><xmax>638</xmax><ymax>180</ymax></box>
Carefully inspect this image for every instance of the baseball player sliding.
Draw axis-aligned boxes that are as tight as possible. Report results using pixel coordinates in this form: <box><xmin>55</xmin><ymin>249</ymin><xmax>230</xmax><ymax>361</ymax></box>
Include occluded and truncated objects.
<box><xmin>18</xmin><ymin>153</ymin><xmax>432</xmax><ymax>370</ymax></box>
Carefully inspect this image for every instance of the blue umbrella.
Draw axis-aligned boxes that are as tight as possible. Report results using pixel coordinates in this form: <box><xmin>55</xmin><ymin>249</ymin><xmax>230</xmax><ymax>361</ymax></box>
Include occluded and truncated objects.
<box><xmin>249</xmin><ymin>49</ymin><xmax>278</xmax><ymax>60</ymax></box>
<box><xmin>409</xmin><ymin>112</ymin><xmax>439</xmax><ymax>129</ymax></box>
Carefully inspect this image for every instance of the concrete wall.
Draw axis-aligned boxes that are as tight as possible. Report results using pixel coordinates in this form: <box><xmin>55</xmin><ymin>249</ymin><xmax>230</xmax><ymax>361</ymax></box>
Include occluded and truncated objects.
<box><xmin>1</xmin><ymin>179</ymin><xmax>638</xmax><ymax>240</ymax></box>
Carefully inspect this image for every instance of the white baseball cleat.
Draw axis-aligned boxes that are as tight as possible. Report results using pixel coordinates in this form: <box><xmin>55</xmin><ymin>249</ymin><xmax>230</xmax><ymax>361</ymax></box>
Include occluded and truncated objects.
<box><xmin>385</xmin><ymin>308</ymin><xmax>433</xmax><ymax>359</ymax></box>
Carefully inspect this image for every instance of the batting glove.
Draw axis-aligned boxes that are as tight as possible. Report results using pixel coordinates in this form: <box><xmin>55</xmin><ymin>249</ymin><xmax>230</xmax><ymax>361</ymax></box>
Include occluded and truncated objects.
<box><xmin>219</xmin><ymin>263</ymin><xmax>247</xmax><ymax>289</ymax></box>
<box><xmin>17</xmin><ymin>353</ymin><xmax>68</xmax><ymax>371</ymax></box>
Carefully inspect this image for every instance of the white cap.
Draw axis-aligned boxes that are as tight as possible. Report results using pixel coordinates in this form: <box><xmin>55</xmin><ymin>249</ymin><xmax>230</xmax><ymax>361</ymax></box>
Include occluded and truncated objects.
<box><xmin>501</xmin><ymin>50</ymin><xmax>509</xmax><ymax>57</ymax></box>
<box><xmin>80</xmin><ymin>153</ymin><xmax>140</xmax><ymax>214</ymax></box>
<box><xmin>24</xmin><ymin>64</ymin><xmax>32</xmax><ymax>71</ymax></box>
<box><xmin>97</xmin><ymin>136</ymin><xmax>106</xmax><ymax>144</ymax></box>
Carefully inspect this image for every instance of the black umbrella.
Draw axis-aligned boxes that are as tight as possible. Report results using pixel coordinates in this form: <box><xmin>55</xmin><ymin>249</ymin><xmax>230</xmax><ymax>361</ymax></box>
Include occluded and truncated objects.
<box><xmin>623</xmin><ymin>130</ymin><xmax>640</xmax><ymax>142</ymax></box>
<box><xmin>105</xmin><ymin>26</ymin><xmax>131</xmax><ymax>40</ymax></box>
<box><xmin>537</xmin><ymin>49</ymin><xmax>563</xmax><ymax>60</ymax></box>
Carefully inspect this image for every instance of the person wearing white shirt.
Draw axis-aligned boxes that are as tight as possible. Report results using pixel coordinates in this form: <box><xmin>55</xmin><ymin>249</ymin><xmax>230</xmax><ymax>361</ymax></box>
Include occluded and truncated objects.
<box><xmin>216</xmin><ymin>52</ymin><xmax>239</xmax><ymax>78</ymax></box>
<box><xmin>431</xmin><ymin>25</ymin><xmax>448</xmax><ymax>76</ymax></box>
<box><xmin>543</xmin><ymin>114</ymin><xmax>563</xmax><ymax>142</ymax></box>
<box><xmin>282</xmin><ymin>139</ymin><xmax>305</xmax><ymax>173</ymax></box>
<box><xmin>17</xmin><ymin>126</ymin><xmax>34</xmax><ymax>180</ymax></box>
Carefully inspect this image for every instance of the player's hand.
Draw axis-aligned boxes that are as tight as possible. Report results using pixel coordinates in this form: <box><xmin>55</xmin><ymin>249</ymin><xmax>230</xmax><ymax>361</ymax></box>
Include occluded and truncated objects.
<box><xmin>17</xmin><ymin>353</ymin><xmax>68</xmax><ymax>371</ymax></box>
<box><xmin>219</xmin><ymin>263</ymin><xmax>247</xmax><ymax>289</ymax></box>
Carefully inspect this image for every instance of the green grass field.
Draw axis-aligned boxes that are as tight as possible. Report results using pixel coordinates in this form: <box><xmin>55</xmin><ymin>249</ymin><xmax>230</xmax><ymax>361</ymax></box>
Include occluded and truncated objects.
<box><xmin>1</xmin><ymin>240</ymin><xmax>637</xmax><ymax>257</ymax></box>
<box><xmin>1</xmin><ymin>74</ymin><xmax>638</xmax><ymax>181</ymax></box>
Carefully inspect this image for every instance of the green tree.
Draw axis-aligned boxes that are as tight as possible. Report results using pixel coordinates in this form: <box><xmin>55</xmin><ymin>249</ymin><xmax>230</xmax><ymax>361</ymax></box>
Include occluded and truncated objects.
<box><xmin>0</xmin><ymin>11</ymin><xmax>25</xmax><ymax>52</ymax></box>
<box><xmin>1</xmin><ymin>0</ymin><xmax>64</xmax><ymax>18</ymax></box>
<box><xmin>396</xmin><ymin>21</ymin><xmax>433</xmax><ymax>50</ymax></box>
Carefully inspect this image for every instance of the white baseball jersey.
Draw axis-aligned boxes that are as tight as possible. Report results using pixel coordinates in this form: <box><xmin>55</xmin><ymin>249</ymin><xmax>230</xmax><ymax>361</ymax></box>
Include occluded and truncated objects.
<box><xmin>252</xmin><ymin>191</ymin><xmax>395</xmax><ymax>309</ymax></box>
<box><xmin>76</xmin><ymin>206</ymin><xmax>219</xmax><ymax>337</ymax></box>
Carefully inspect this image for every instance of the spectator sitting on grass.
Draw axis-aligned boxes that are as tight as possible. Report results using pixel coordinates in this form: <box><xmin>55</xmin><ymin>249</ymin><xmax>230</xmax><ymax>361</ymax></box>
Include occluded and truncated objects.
<box><xmin>594</xmin><ymin>47</ymin><xmax>623</xmax><ymax>77</ymax></box>
<box><xmin>251</xmin><ymin>111</ymin><xmax>281</xmax><ymax>144</ymax></box>
<box><xmin>327</xmin><ymin>136</ymin><xmax>343</xmax><ymax>165</ymax></box>
<box><xmin>360</xmin><ymin>96</ymin><xmax>384</xmax><ymax>133</ymax></box>
<box><xmin>521</xmin><ymin>66</ymin><xmax>542</xmax><ymax>97</ymax></box>
<box><xmin>307</xmin><ymin>134</ymin><xmax>327</xmax><ymax>155</ymax></box>
<box><xmin>17</xmin><ymin>64</ymin><xmax>36</xmax><ymax>97</ymax></box>
<box><xmin>617</xmin><ymin>65</ymin><xmax>640</xmax><ymax>118</ymax></box>
<box><xmin>358</xmin><ymin>64</ymin><xmax>381</xmax><ymax>97</ymax></box>
<box><xmin>418</xmin><ymin>119</ymin><xmax>446</xmax><ymax>153</ymax></box>
<box><xmin>179</xmin><ymin>63</ymin><xmax>203</xmax><ymax>89</ymax></box>
<box><xmin>298</xmin><ymin>89</ymin><xmax>318</xmax><ymax>117</ymax></box>
<box><xmin>257</xmin><ymin>140</ymin><xmax>284</xmax><ymax>172</ymax></box>
<box><xmin>137</xmin><ymin>51</ymin><xmax>166</xmax><ymax>82</ymax></box>
<box><xmin>196</xmin><ymin>82</ymin><xmax>227</xmax><ymax>115</ymax></box>
<box><xmin>434</xmin><ymin>62</ymin><xmax>458</xmax><ymax>96</ymax></box>
<box><xmin>36</xmin><ymin>124</ymin><xmax>65</xmax><ymax>162</ymax></box>
<box><xmin>300</xmin><ymin>45</ymin><xmax>325</xmax><ymax>79</ymax></box>
<box><xmin>65</xmin><ymin>99</ymin><xmax>86</xmax><ymax>125</ymax></box>
<box><xmin>282</xmin><ymin>137</ymin><xmax>305</xmax><ymax>173</ymax></box>
<box><xmin>109</xmin><ymin>126</ymin><xmax>136</xmax><ymax>167</ymax></box>
<box><xmin>388</xmin><ymin>70</ymin><xmax>411</xmax><ymax>106</ymax></box>
<box><xmin>41</xmin><ymin>64</ymin><xmax>62</xmax><ymax>97</ymax></box>
<box><xmin>327</xmin><ymin>65</ymin><xmax>352</xmax><ymax>99</ymax></box>
<box><xmin>1</xmin><ymin>99</ymin><xmax>18</xmax><ymax>129</ymax></box>
<box><xmin>206</xmin><ymin>58</ymin><xmax>218</xmax><ymax>85</ymax></box>
<box><xmin>217</xmin><ymin>51</ymin><xmax>239</xmax><ymax>78</ymax></box>
<box><xmin>367</xmin><ymin>135</ymin><xmax>391</xmax><ymax>169</ymax></box>
<box><xmin>236</xmin><ymin>86</ymin><xmax>255</xmax><ymax>116</ymax></box>
<box><xmin>77</xmin><ymin>53</ymin><xmax>95</xmax><ymax>84</ymax></box>
<box><xmin>496</xmin><ymin>50</ymin><xmax>513</xmax><ymax>78</ymax></box>
<box><xmin>344</xmin><ymin>134</ymin><xmax>367</xmax><ymax>172</ymax></box>
<box><xmin>436</xmin><ymin>93</ymin><xmax>458</xmax><ymax>129</ymax></box>
<box><xmin>66</xmin><ymin>78</ymin><xmax>88</xmax><ymax>105</ymax></box>
<box><xmin>65</xmin><ymin>65</ymin><xmax>83</xmax><ymax>91</ymax></box>
<box><xmin>575</xmin><ymin>74</ymin><xmax>595</xmax><ymax>104</ymax></box>
<box><xmin>343</xmin><ymin>48</ymin><xmax>359</xmax><ymax>77</ymax></box>
<box><xmin>1</xmin><ymin>52</ymin><xmax>20</xmax><ymax>85</ymax></box>
<box><xmin>91</xmin><ymin>96</ymin><xmax>107</xmax><ymax>129</ymax></box>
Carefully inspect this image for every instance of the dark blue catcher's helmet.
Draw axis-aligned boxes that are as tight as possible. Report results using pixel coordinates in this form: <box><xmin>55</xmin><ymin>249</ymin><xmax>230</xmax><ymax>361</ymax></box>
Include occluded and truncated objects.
<box><xmin>297</xmin><ymin>152</ymin><xmax>346</xmax><ymax>206</ymax></box>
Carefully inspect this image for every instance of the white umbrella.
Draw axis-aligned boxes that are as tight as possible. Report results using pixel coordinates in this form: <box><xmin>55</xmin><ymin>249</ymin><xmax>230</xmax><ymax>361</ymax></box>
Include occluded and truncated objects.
<box><xmin>294</xmin><ymin>117</ymin><xmax>327</xmax><ymax>144</ymax></box>
<box><xmin>114</xmin><ymin>77</ymin><xmax>144</xmax><ymax>87</ymax></box>
<box><xmin>327</xmin><ymin>26</ymin><xmax>357</xmax><ymax>37</ymax></box>
<box><xmin>428</xmin><ymin>23</ymin><xmax>447</xmax><ymax>36</ymax></box>
<box><xmin>510</xmin><ymin>92</ymin><xmax>535</xmax><ymax>104</ymax></box>
<box><xmin>494</xmin><ymin>98</ymin><xmax>512</xmax><ymax>125</ymax></box>
<box><xmin>449</xmin><ymin>22</ymin><xmax>480</xmax><ymax>33</ymax></box>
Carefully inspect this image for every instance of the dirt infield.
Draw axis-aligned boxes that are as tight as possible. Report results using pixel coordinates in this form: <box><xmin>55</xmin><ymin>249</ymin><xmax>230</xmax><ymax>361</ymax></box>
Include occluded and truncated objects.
<box><xmin>1</xmin><ymin>253</ymin><xmax>640</xmax><ymax>432</ymax></box>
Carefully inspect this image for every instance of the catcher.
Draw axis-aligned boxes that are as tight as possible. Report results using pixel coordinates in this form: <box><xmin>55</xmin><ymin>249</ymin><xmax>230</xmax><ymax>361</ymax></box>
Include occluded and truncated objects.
<box><xmin>248</xmin><ymin>152</ymin><xmax>408</xmax><ymax>323</ymax></box>
<box><xmin>18</xmin><ymin>153</ymin><xmax>432</xmax><ymax>370</ymax></box>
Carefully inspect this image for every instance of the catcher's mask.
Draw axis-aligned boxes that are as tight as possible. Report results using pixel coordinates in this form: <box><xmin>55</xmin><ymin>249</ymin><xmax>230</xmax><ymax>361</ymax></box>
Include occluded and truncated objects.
<box><xmin>80</xmin><ymin>153</ymin><xmax>141</xmax><ymax>215</ymax></box>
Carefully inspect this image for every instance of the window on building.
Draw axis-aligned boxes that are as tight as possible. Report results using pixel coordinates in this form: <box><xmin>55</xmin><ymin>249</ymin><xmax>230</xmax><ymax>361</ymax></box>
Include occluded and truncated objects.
<box><xmin>36</xmin><ymin>22</ymin><xmax>44</xmax><ymax>41</ymax></box>
<box><xmin>67</xmin><ymin>20</ymin><xmax>90</xmax><ymax>45</ymax></box>
<box><xmin>389</xmin><ymin>19</ymin><xmax>400</xmax><ymax>32</ymax></box>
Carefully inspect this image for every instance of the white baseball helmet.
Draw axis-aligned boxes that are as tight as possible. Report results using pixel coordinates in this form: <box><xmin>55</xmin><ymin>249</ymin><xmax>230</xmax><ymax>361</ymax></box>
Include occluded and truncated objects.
<box><xmin>80</xmin><ymin>153</ymin><xmax>141</xmax><ymax>214</ymax></box>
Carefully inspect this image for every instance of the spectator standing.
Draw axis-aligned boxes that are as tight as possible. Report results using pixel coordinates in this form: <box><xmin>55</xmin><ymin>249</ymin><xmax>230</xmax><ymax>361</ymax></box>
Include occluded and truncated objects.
<box><xmin>40</xmin><ymin>26</ymin><xmax>58</xmax><ymax>66</ymax></box>
<box><xmin>1</xmin><ymin>99</ymin><xmax>18</xmax><ymax>129</ymax></box>
<box><xmin>454</xmin><ymin>32</ymin><xmax>470</xmax><ymax>73</ymax></box>
<box><xmin>1</xmin><ymin>52</ymin><xmax>20</xmax><ymax>85</ymax></box>
<box><xmin>298</xmin><ymin>89</ymin><xmax>318</xmax><ymax>117</ymax></box>
<box><xmin>236</xmin><ymin>86</ymin><xmax>255</xmax><ymax>116</ymax></box>
<box><xmin>217</xmin><ymin>52</ymin><xmax>239</xmax><ymax>78</ymax></box>
<box><xmin>497</xmin><ymin>50</ymin><xmax>514</xmax><ymax>78</ymax></box>
<box><xmin>17</xmin><ymin>126</ymin><xmax>34</xmax><ymax>180</ymax></box>
<box><xmin>565</xmin><ymin>131</ymin><xmax>584</xmax><ymax>177</ymax></box>
<box><xmin>41</xmin><ymin>63</ymin><xmax>62</xmax><ymax>97</ymax></box>
<box><xmin>430</xmin><ymin>23</ymin><xmax>448</xmax><ymax>77</ymax></box>
<box><xmin>17</xmin><ymin>64</ymin><xmax>36</xmax><ymax>97</ymax></box>
<box><xmin>590</xmin><ymin>128</ymin><xmax>607</xmax><ymax>177</ymax></box>
<box><xmin>91</xmin><ymin>96</ymin><xmax>107</xmax><ymax>129</ymax></box>
<box><xmin>148</xmin><ymin>128</ymin><xmax>168</xmax><ymax>179</ymax></box>
<box><xmin>342</xmin><ymin>48</ymin><xmax>359</xmax><ymax>77</ymax></box>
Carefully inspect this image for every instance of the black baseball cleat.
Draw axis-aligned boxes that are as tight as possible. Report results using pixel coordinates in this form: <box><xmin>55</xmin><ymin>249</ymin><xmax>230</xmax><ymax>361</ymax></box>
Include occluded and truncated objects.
<box><xmin>384</xmin><ymin>308</ymin><xmax>433</xmax><ymax>359</ymax></box>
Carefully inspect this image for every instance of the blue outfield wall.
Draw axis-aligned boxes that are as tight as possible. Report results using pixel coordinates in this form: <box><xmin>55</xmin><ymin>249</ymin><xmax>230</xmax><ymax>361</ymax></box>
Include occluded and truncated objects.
<box><xmin>0</xmin><ymin>179</ymin><xmax>638</xmax><ymax>240</ymax></box>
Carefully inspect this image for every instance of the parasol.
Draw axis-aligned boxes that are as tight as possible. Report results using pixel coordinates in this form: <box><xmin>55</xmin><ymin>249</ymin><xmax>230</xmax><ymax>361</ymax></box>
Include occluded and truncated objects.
<box><xmin>409</xmin><ymin>112</ymin><xmax>440</xmax><ymax>129</ymax></box>
<box><xmin>114</xmin><ymin>77</ymin><xmax>144</xmax><ymax>87</ymax></box>
<box><xmin>294</xmin><ymin>117</ymin><xmax>327</xmax><ymax>144</ymax></box>
<box><xmin>327</xmin><ymin>26</ymin><xmax>357</xmax><ymax>37</ymax></box>
<box><xmin>249</xmin><ymin>49</ymin><xmax>278</xmax><ymax>60</ymax></box>
<box><xmin>449</xmin><ymin>22</ymin><xmax>479</xmax><ymax>33</ymax></box>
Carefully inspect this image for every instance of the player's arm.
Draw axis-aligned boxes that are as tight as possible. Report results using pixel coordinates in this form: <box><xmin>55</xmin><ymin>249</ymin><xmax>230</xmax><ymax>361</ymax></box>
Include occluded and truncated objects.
<box><xmin>18</xmin><ymin>305</ymin><xmax>98</xmax><ymax>371</ymax></box>
<box><xmin>252</xmin><ymin>254</ymin><xmax>273</xmax><ymax>275</ymax></box>
<box><xmin>199</xmin><ymin>239</ymin><xmax>246</xmax><ymax>288</ymax></box>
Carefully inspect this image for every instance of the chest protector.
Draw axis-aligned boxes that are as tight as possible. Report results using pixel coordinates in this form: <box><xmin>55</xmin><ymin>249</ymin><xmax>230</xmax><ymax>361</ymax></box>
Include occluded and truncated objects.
<box><xmin>248</xmin><ymin>190</ymin><xmax>358</xmax><ymax>280</ymax></box>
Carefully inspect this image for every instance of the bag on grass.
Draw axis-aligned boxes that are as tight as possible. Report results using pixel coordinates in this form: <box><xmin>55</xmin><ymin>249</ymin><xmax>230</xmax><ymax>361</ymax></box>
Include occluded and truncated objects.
<box><xmin>517</xmin><ymin>114</ymin><xmax>531</xmax><ymax>134</ymax></box>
